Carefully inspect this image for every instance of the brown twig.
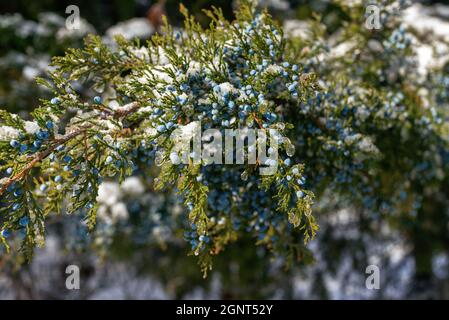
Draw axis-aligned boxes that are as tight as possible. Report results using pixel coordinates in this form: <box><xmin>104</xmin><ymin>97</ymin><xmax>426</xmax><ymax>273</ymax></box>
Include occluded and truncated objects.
<box><xmin>0</xmin><ymin>127</ymin><xmax>91</xmax><ymax>197</ymax></box>
<box><xmin>0</xmin><ymin>101</ymin><xmax>141</xmax><ymax>197</ymax></box>
<box><xmin>113</xmin><ymin>102</ymin><xmax>140</xmax><ymax>119</ymax></box>
<box><xmin>252</xmin><ymin>112</ymin><xmax>264</xmax><ymax>130</ymax></box>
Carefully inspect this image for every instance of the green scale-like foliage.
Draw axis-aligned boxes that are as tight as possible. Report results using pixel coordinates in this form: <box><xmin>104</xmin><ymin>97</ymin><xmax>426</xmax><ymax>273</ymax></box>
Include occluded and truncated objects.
<box><xmin>0</xmin><ymin>2</ymin><xmax>319</xmax><ymax>275</ymax></box>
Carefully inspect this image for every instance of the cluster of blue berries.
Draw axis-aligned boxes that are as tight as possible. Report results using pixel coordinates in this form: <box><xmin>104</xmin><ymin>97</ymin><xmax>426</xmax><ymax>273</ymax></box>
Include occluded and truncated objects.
<box><xmin>9</xmin><ymin>122</ymin><xmax>53</xmax><ymax>154</ymax></box>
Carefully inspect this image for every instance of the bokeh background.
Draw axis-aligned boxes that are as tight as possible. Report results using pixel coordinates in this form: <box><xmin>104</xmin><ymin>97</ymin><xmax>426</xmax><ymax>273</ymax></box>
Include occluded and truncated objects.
<box><xmin>1</xmin><ymin>0</ymin><xmax>449</xmax><ymax>299</ymax></box>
